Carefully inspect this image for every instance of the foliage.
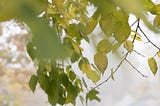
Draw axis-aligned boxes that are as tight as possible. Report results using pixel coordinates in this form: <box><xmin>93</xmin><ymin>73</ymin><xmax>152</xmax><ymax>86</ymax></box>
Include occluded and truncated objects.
<box><xmin>1</xmin><ymin>0</ymin><xmax>160</xmax><ymax>106</ymax></box>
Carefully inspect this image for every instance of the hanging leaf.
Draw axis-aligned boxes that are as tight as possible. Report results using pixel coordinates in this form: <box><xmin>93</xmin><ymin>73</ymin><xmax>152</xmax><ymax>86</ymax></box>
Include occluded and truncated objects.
<box><xmin>78</xmin><ymin>57</ymin><xmax>91</xmax><ymax>73</ymax></box>
<box><xmin>96</xmin><ymin>39</ymin><xmax>111</xmax><ymax>54</ymax></box>
<box><xmin>86</xmin><ymin>70</ymin><xmax>100</xmax><ymax>82</ymax></box>
<box><xmin>94</xmin><ymin>52</ymin><xmax>108</xmax><ymax>74</ymax></box>
<box><xmin>84</xmin><ymin>17</ymin><xmax>98</xmax><ymax>35</ymax></box>
<box><xmin>150</xmin><ymin>4</ymin><xmax>160</xmax><ymax>15</ymax></box>
<box><xmin>29</xmin><ymin>75</ymin><xmax>38</xmax><ymax>92</ymax></box>
<box><xmin>148</xmin><ymin>57</ymin><xmax>158</xmax><ymax>75</ymax></box>
<box><xmin>157</xmin><ymin>51</ymin><xmax>160</xmax><ymax>58</ymax></box>
<box><xmin>123</xmin><ymin>40</ymin><xmax>134</xmax><ymax>52</ymax></box>
<box><xmin>130</xmin><ymin>35</ymin><xmax>142</xmax><ymax>41</ymax></box>
<box><xmin>153</xmin><ymin>15</ymin><xmax>160</xmax><ymax>27</ymax></box>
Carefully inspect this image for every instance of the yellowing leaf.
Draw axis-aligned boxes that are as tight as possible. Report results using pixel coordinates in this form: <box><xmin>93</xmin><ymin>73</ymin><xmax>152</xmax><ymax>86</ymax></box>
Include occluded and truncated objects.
<box><xmin>94</xmin><ymin>52</ymin><xmax>108</xmax><ymax>74</ymax></box>
<box><xmin>81</xmin><ymin>64</ymin><xmax>91</xmax><ymax>73</ymax></box>
<box><xmin>78</xmin><ymin>57</ymin><xmax>90</xmax><ymax>73</ymax></box>
<box><xmin>96</xmin><ymin>39</ymin><xmax>111</xmax><ymax>54</ymax></box>
<box><xmin>157</xmin><ymin>51</ymin><xmax>160</xmax><ymax>58</ymax></box>
<box><xmin>153</xmin><ymin>15</ymin><xmax>160</xmax><ymax>27</ymax></box>
<box><xmin>84</xmin><ymin>18</ymin><xmax>98</xmax><ymax>35</ymax></box>
<box><xmin>148</xmin><ymin>57</ymin><xmax>158</xmax><ymax>75</ymax></box>
<box><xmin>86</xmin><ymin>70</ymin><xmax>100</xmax><ymax>82</ymax></box>
<box><xmin>123</xmin><ymin>40</ymin><xmax>134</xmax><ymax>52</ymax></box>
<box><xmin>150</xmin><ymin>4</ymin><xmax>160</xmax><ymax>15</ymax></box>
<box><xmin>71</xmin><ymin>41</ymin><xmax>80</xmax><ymax>54</ymax></box>
<box><xmin>143</xmin><ymin>0</ymin><xmax>155</xmax><ymax>10</ymax></box>
<box><xmin>130</xmin><ymin>35</ymin><xmax>142</xmax><ymax>41</ymax></box>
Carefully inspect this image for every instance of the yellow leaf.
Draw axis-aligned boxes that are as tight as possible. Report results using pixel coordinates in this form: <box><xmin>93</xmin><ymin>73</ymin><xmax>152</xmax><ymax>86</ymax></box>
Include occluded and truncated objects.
<box><xmin>157</xmin><ymin>51</ymin><xmax>160</xmax><ymax>58</ymax></box>
<box><xmin>150</xmin><ymin>4</ymin><xmax>160</xmax><ymax>15</ymax></box>
<box><xmin>130</xmin><ymin>35</ymin><xmax>142</xmax><ymax>41</ymax></box>
<box><xmin>86</xmin><ymin>70</ymin><xmax>100</xmax><ymax>82</ymax></box>
<box><xmin>153</xmin><ymin>15</ymin><xmax>160</xmax><ymax>27</ymax></box>
<box><xmin>94</xmin><ymin>52</ymin><xmax>108</xmax><ymax>74</ymax></box>
<box><xmin>148</xmin><ymin>57</ymin><xmax>158</xmax><ymax>75</ymax></box>
<box><xmin>123</xmin><ymin>40</ymin><xmax>134</xmax><ymax>52</ymax></box>
<box><xmin>96</xmin><ymin>39</ymin><xmax>111</xmax><ymax>54</ymax></box>
<box><xmin>84</xmin><ymin>18</ymin><xmax>98</xmax><ymax>35</ymax></box>
<box><xmin>71</xmin><ymin>41</ymin><xmax>80</xmax><ymax>54</ymax></box>
<box><xmin>81</xmin><ymin>64</ymin><xmax>91</xmax><ymax>73</ymax></box>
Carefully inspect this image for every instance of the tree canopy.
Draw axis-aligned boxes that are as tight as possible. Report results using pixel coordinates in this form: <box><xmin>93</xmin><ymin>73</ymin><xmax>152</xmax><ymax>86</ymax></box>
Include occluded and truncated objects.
<box><xmin>1</xmin><ymin>0</ymin><xmax>160</xmax><ymax>106</ymax></box>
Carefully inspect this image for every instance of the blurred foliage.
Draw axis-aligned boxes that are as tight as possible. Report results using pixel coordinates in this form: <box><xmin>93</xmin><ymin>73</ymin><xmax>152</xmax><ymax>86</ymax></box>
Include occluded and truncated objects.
<box><xmin>1</xmin><ymin>0</ymin><xmax>160</xmax><ymax>106</ymax></box>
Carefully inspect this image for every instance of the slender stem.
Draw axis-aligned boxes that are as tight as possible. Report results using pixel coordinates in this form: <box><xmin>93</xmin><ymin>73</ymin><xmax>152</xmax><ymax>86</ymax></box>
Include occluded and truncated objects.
<box><xmin>139</xmin><ymin>26</ymin><xmax>160</xmax><ymax>51</ymax></box>
<box><xmin>125</xmin><ymin>59</ymin><xmax>147</xmax><ymax>77</ymax></box>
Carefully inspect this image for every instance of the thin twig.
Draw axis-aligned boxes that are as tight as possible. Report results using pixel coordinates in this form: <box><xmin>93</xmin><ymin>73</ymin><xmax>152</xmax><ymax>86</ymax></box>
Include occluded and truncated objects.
<box><xmin>130</xmin><ymin>19</ymin><xmax>139</xmax><ymax>27</ymax></box>
<box><xmin>125</xmin><ymin>59</ymin><xmax>147</xmax><ymax>77</ymax></box>
<box><xmin>133</xmin><ymin>50</ymin><xmax>145</xmax><ymax>58</ymax></box>
<box><xmin>139</xmin><ymin>26</ymin><xmax>160</xmax><ymax>51</ymax></box>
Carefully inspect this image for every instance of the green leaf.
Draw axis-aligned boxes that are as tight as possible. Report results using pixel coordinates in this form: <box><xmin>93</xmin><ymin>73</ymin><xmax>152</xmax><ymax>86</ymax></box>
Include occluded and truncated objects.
<box><xmin>94</xmin><ymin>52</ymin><xmax>108</xmax><ymax>74</ymax></box>
<box><xmin>78</xmin><ymin>57</ymin><xmax>91</xmax><ymax>73</ymax></box>
<box><xmin>97</xmin><ymin>39</ymin><xmax>111</xmax><ymax>54</ymax></box>
<box><xmin>143</xmin><ymin>0</ymin><xmax>155</xmax><ymax>11</ymax></box>
<box><xmin>86</xmin><ymin>70</ymin><xmax>101</xmax><ymax>82</ymax></box>
<box><xmin>86</xmin><ymin>89</ymin><xmax>101</xmax><ymax>103</ymax></box>
<box><xmin>150</xmin><ymin>4</ymin><xmax>160</xmax><ymax>15</ymax></box>
<box><xmin>27</xmin><ymin>42</ymin><xmax>37</xmax><ymax>60</ymax></box>
<box><xmin>29</xmin><ymin>75</ymin><xmax>38</xmax><ymax>92</ymax></box>
<box><xmin>148</xmin><ymin>57</ymin><xmax>158</xmax><ymax>75</ymax></box>
<box><xmin>123</xmin><ymin>40</ymin><xmax>134</xmax><ymax>52</ymax></box>
<box><xmin>99</xmin><ymin>14</ymin><xmax>114</xmax><ymax>37</ymax></box>
<box><xmin>153</xmin><ymin>15</ymin><xmax>160</xmax><ymax>27</ymax></box>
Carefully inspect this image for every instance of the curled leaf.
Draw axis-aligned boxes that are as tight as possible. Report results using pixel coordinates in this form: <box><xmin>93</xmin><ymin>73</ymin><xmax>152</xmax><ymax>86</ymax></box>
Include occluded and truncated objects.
<box><xmin>148</xmin><ymin>57</ymin><xmax>158</xmax><ymax>75</ymax></box>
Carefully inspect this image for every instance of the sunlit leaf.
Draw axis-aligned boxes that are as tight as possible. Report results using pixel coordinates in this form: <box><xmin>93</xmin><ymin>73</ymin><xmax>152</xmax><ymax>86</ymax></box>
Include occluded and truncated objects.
<box><xmin>96</xmin><ymin>39</ymin><xmax>111</xmax><ymax>54</ymax></box>
<box><xmin>84</xmin><ymin>17</ymin><xmax>98</xmax><ymax>35</ymax></box>
<box><xmin>78</xmin><ymin>57</ymin><xmax>91</xmax><ymax>73</ymax></box>
<box><xmin>130</xmin><ymin>35</ymin><xmax>142</xmax><ymax>41</ymax></box>
<box><xmin>148</xmin><ymin>57</ymin><xmax>158</xmax><ymax>75</ymax></box>
<box><xmin>157</xmin><ymin>51</ymin><xmax>160</xmax><ymax>58</ymax></box>
<box><xmin>94</xmin><ymin>52</ymin><xmax>108</xmax><ymax>74</ymax></box>
<box><xmin>150</xmin><ymin>4</ymin><xmax>160</xmax><ymax>15</ymax></box>
<box><xmin>123</xmin><ymin>40</ymin><xmax>134</xmax><ymax>52</ymax></box>
<box><xmin>153</xmin><ymin>15</ymin><xmax>160</xmax><ymax>27</ymax></box>
<box><xmin>143</xmin><ymin>0</ymin><xmax>155</xmax><ymax>10</ymax></box>
<box><xmin>86</xmin><ymin>70</ymin><xmax>100</xmax><ymax>82</ymax></box>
